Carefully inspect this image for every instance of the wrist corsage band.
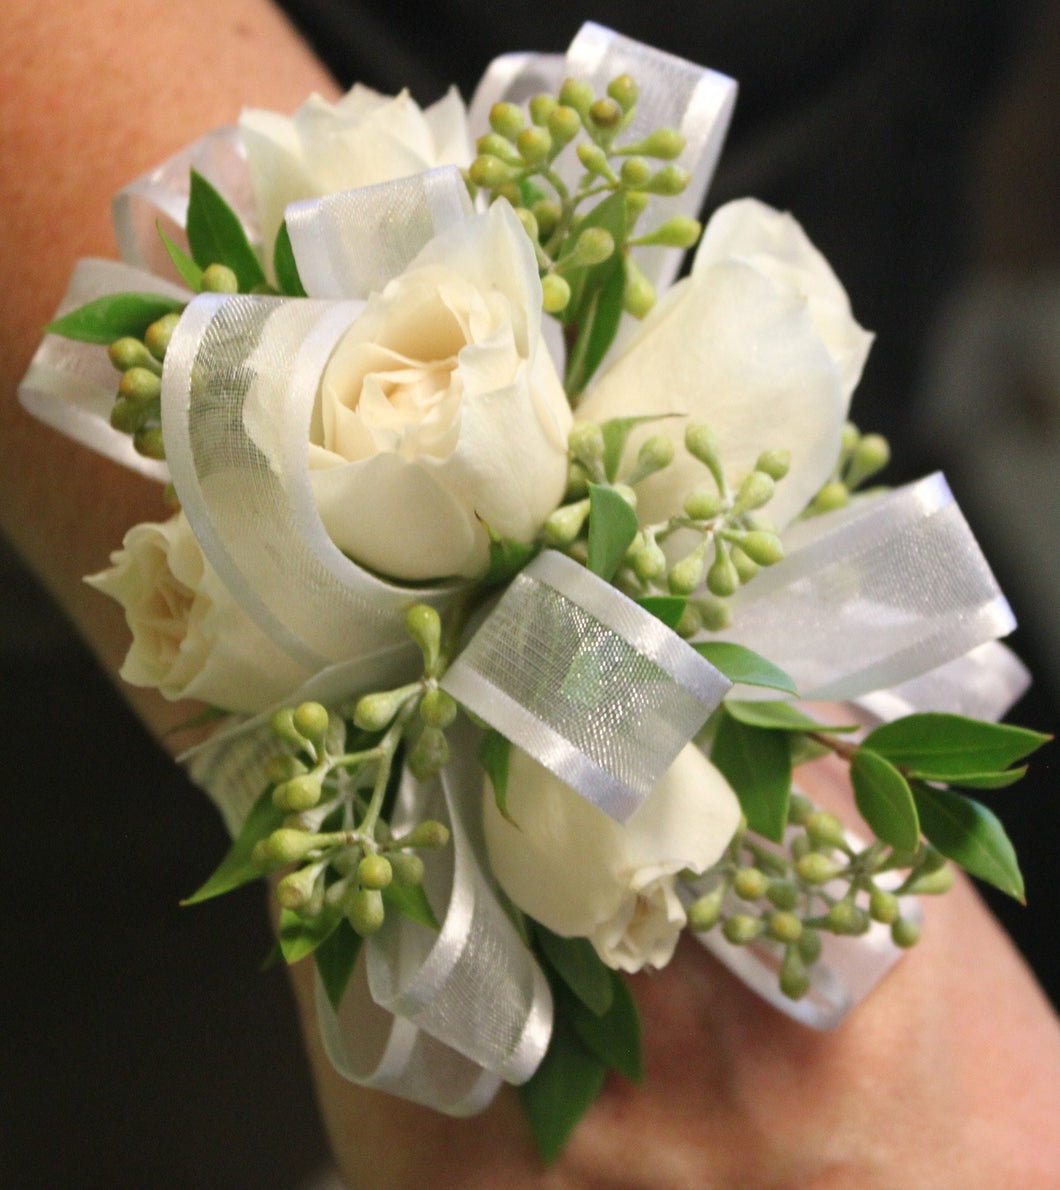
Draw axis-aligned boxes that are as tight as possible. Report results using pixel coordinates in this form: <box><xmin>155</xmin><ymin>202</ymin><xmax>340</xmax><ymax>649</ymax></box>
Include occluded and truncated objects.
<box><xmin>20</xmin><ymin>23</ymin><xmax>1047</xmax><ymax>1160</ymax></box>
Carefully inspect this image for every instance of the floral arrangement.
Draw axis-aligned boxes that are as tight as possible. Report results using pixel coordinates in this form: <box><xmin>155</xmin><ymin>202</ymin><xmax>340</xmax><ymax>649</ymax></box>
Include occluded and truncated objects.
<box><xmin>20</xmin><ymin>25</ymin><xmax>1048</xmax><ymax>1162</ymax></box>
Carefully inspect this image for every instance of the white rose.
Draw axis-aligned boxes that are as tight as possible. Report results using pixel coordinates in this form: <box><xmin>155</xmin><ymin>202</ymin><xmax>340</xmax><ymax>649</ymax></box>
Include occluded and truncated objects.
<box><xmin>87</xmin><ymin>512</ymin><xmax>310</xmax><ymax>713</ymax></box>
<box><xmin>240</xmin><ymin>86</ymin><xmax>471</xmax><ymax>260</ymax></box>
<box><xmin>577</xmin><ymin>198</ymin><xmax>873</xmax><ymax>531</ymax></box>
<box><xmin>308</xmin><ymin>201</ymin><xmax>573</xmax><ymax>581</ymax></box>
<box><xmin>483</xmin><ymin>744</ymin><xmax>741</xmax><ymax>973</ymax></box>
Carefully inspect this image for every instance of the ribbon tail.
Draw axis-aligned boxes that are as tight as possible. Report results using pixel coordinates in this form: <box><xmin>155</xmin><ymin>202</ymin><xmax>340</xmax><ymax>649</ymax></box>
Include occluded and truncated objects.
<box><xmin>364</xmin><ymin>721</ymin><xmax>553</xmax><ymax>1086</ymax></box>
<box><xmin>315</xmin><ymin>964</ymin><xmax>503</xmax><ymax>1118</ymax></box>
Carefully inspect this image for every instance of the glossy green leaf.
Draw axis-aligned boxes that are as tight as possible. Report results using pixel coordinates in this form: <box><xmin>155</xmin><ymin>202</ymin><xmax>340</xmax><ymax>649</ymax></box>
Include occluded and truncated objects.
<box><xmin>565</xmin><ymin>257</ymin><xmax>626</xmax><ymax>396</ymax></box>
<box><xmin>586</xmin><ymin>483</ymin><xmax>639</xmax><ymax>580</ymax></box>
<box><xmin>864</xmin><ymin>713</ymin><xmax>1050</xmax><ymax>778</ymax></box>
<box><xmin>273</xmin><ymin>220</ymin><xmax>308</xmax><ymax>297</ymax></box>
<box><xmin>481</xmin><ymin>526</ymin><xmax>537</xmax><ymax>586</ymax></box>
<box><xmin>479</xmin><ymin>729</ymin><xmax>515</xmax><ymax>824</ymax></box>
<box><xmin>186</xmin><ymin>169</ymin><xmax>266</xmax><ymax>291</ymax></box>
<box><xmin>315</xmin><ymin>918</ymin><xmax>363</xmax><ymax>1009</ymax></box>
<box><xmin>693</xmin><ymin>643</ymin><xmax>798</xmax><ymax>696</ymax></box>
<box><xmin>157</xmin><ymin>222</ymin><xmax>203</xmax><ymax>291</ymax></box>
<box><xmin>519</xmin><ymin>1014</ymin><xmax>608</xmax><ymax>1164</ymax></box>
<box><xmin>724</xmin><ymin>700</ymin><xmax>857</xmax><ymax>733</ymax></box>
<box><xmin>537</xmin><ymin>926</ymin><xmax>614</xmax><ymax>1016</ymax></box>
<box><xmin>710</xmin><ymin>711</ymin><xmax>791</xmax><ymax>842</ymax></box>
<box><xmin>566</xmin><ymin>970</ymin><xmax>643</xmax><ymax>1083</ymax></box>
<box><xmin>182</xmin><ymin>785</ymin><xmax>283</xmax><ymax>904</ymax></box>
<box><xmin>46</xmin><ymin>292</ymin><xmax>186</xmax><ymax>344</ymax></box>
<box><xmin>850</xmin><ymin>748</ymin><xmax>920</xmax><ymax>851</ymax></box>
<box><xmin>278</xmin><ymin>905</ymin><xmax>343</xmax><ymax>964</ymax></box>
<box><xmin>637</xmin><ymin>594</ymin><xmax>686</xmax><ymax>630</ymax></box>
<box><xmin>911</xmin><ymin>781</ymin><xmax>1025</xmax><ymax>901</ymax></box>
<box><xmin>383</xmin><ymin>881</ymin><xmax>440</xmax><ymax>931</ymax></box>
<box><xmin>917</xmin><ymin>767</ymin><xmax>1028</xmax><ymax>790</ymax></box>
<box><xmin>562</xmin><ymin>191</ymin><xmax>628</xmax><ymax>320</ymax></box>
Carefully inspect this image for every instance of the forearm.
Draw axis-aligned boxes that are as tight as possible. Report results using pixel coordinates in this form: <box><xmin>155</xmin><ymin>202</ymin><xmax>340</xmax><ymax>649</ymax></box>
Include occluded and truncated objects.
<box><xmin>0</xmin><ymin>0</ymin><xmax>338</xmax><ymax>724</ymax></box>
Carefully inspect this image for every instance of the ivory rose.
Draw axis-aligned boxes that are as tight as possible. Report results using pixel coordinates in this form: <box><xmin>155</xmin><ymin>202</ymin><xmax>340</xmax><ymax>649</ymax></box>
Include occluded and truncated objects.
<box><xmin>577</xmin><ymin>198</ymin><xmax>873</xmax><ymax>531</ymax></box>
<box><xmin>88</xmin><ymin>512</ymin><xmax>310</xmax><ymax>713</ymax></box>
<box><xmin>308</xmin><ymin>201</ymin><xmax>573</xmax><ymax>581</ymax></box>
<box><xmin>240</xmin><ymin>85</ymin><xmax>472</xmax><ymax>259</ymax></box>
<box><xmin>483</xmin><ymin>744</ymin><xmax>741</xmax><ymax>973</ymax></box>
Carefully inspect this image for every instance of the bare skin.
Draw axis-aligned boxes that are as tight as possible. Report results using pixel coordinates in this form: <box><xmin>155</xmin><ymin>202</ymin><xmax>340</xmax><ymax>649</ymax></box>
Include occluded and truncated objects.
<box><xmin>3</xmin><ymin>4</ymin><xmax>1059</xmax><ymax>1186</ymax></box>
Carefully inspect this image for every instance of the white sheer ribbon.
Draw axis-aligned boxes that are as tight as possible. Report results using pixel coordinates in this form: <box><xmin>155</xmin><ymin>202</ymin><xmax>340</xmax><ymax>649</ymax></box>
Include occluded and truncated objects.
<box><xmin>443</xmin><ymin>550</ymin><xmax>731</xmax><ymax>822</ymax></box>
<box><xmin>112</xmin><ymin>125</ymin><xmax>253</xmax><ymax>278</ymax></box>
<box><xmin>161</xmin><ymin>293</ymin><xmax>459</xmax><ymax>672</ymax></box>
<box><xmin>718</xmin><ymin>474</ymin><xmax>1016</xmax><ymax>705</ymax></box>
<box><xmin>287</xmin><ymin>167</ymin><xmax>473</xmax><ymax>299</ymax></box>
<box><xmin>317</xmin><ymin>721</ymin><xmax>552</xmax><ymax>1113</ymax></box>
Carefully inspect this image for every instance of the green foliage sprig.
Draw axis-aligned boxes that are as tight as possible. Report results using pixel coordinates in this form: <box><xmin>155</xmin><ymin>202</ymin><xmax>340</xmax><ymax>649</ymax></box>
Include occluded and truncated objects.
<box><xmin>467</xmin><ymin>73</ymin><xmax>701</xmax><ymax>396</ymax></box>
<box><xmin>542</xmin><ymin>417</ymin><xmax>789</xmax><ymax>632</ymax></box>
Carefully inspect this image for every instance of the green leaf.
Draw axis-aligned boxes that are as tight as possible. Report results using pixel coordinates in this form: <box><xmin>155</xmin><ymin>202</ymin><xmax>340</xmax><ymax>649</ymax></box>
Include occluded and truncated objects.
<box><xmin>710</xmin><ymin>711</ymin><xmax>791</xmax><ymax>842</ymax></box>
<box><xmin>564</xmin><ymin>257</ymin><xmax>625</xmax><ymax>397</ymax></box>
<box><xmin>315</xmin><ymin>918</ymin><xmax>363</xmax><ymax>1009</ymax></box>
<box><xmin>600</xmin><ymin>414</ymin><xmax>677</xmax><ymax>483</ymax></box>
<box><xmin>916</xmin><ymin>767</ymin><xmax>1029</xmax><ymax>790</ymax></box>
<box><xmin>537</xmin><ymin>926</ymin><xmax>614</xmax><ymax>1016</ymax></box>
<box><xmin>518</xmin><ymin>1013</ymin><xmax>608</xmax><ymax>1164</ymax></box>
<box><xmin>383</xmin><ymin>881</ymin><xmax>440</xmax><ymax>930</ymax></box>
<box><xmin>911</xmin><ymin>782</ymin><xmax>1025</xmax><ymax>901</ymax></box>
<box><xmin>480</xmin><ymin>524</ymin><xmax>538</xmax><ymax>586</ymax></box>
<box><xmin>157</xmin><ymin>221</ymin><xmax>203</xmax><ymax>291</ymax></box>
<box><xmin>850</xmin><ymin>748</ymin><xmax>920</xmax><ymax>852</ymax></box>
<box><xmin>562</xmin><ymin>191</ymin><xmax>630</xmax><ymax>397</ymax></box>
<box><xmin>479</xmin><ymin>729</ymin><xmax>515</xmax><ymax>823</ymax></box>
<box><xmin>185</xmin><ymin>169</ymin><xmax>266</xmax><ymax>291</ymax></box>
<box><xmin>566</xmin><ymin>970</ymin><xmax>642</xmax><ymax>1084</ymax></box>
<box><xmin>278</xmin><ymin>906</ymin><xmax>343</xmax><ymax>964</ymax></box>
<box><xmin>692</xmin><ymin>643</ymin><xmax>798</xmax><ymax>696</ymax></box>
<box><xmin>182</xmin><ymin>785</ymin><xmax>283</xmax><ymax>905</ymax></box>
<box><xmin>724</xmin><ymin>700</ymin><xmax>858</xmax><ymax>733</ymax></box>
<box><xmin>273</xmin><ymin>220</ymin><xmax>308</xmax><ymax>297</ymax></box>
<box><xmin>863</xmin><ymin>713</ymin><xmax>1050</xmax><ymax>778</ymax></box>
<box><xmin>586</xmin><ymin>483</ymin><xmax>639</xmax><ymax>580</ymax></box>
<box><xmin>637</xmin><ymin>594</ymin><xmax>686</xmax><ymax>630</ymax></box>
<box><xmin>46</xmin><ymin>292</ymin><xmax>186</xmax><ymax>344</ymax></box>
<box><xmin>563</xmin><ymin>191</ymin><xmax>628</xmax><ymax>320</ymax></box>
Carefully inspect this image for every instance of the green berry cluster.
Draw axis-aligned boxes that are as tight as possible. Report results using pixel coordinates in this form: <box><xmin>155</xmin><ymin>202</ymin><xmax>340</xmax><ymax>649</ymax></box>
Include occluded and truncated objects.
<box><xmin>807</xmin><ymin>421</ymin><xmax>891</xmax><ymax>516</ymax></box>
<box><xmin>104</xmin><ymin>264</ymin><xmax>238</xmax><ymax>468</ymax></box>
<box><xmin>546</xmin><ymin>419</ymin><xmax>789</xmax><ymax>628</ymax></box>
<box><xmin>467</xmin><ymin>74</ymin><xmax>699</xmax><ymax>320</ymax></box>
<box><xmin>251</xmin><ymin>604</ymin><xmax>458</xmax><ymax>940</ymax></box>
<box><xmin>685</xmin><ymin>796</ymin><xmax>951</xmax><ymax>1000</ymax></box>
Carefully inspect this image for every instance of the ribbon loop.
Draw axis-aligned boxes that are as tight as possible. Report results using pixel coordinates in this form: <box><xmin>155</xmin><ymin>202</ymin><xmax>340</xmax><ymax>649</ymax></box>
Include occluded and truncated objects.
<box><xmin>112</xmin><ymin>126</ymin><xmax>252</xmax><ymax>278</ymax></box>
<box><xmin>161</xmin><ymin>293</ymin><xmax>458</xmax><ymax>673</ymax></box>
<box><xmin>442</xmin><ymin>550</ymin><xmax>731</xmax><ymax>821</ymax></box>
<box><xmin>722</xmin><ymin>474</ymin><xmax>1016</xmax><ymax>701</ymax></box>
<box><xmin>287</xmin><ymin>166</ymin><xmax>474</xmax><ymax>299</ymax></box>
